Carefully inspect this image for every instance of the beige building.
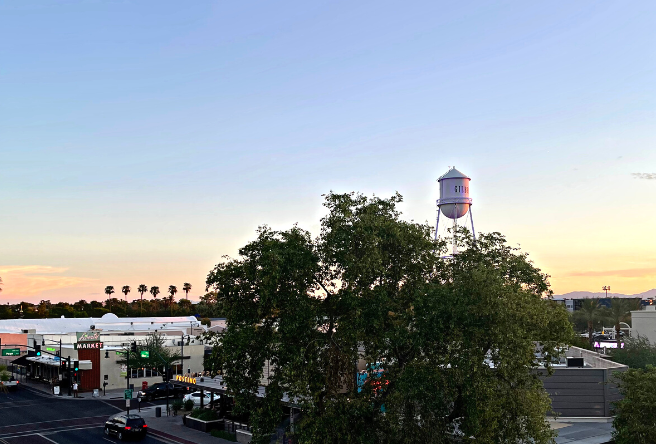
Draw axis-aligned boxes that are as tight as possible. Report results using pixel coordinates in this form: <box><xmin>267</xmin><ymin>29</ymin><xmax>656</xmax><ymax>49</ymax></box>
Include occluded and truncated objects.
<box><xmin>630</xmin><ymin>305</ymin><xmax>656</xmax><ymax>343</ymax></box>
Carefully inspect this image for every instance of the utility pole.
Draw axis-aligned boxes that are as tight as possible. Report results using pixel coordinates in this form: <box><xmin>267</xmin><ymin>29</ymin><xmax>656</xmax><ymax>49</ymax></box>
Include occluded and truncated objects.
<box><xmin>603</xmin><ymin>286</ymin><xmax>611</xmax><ymax>298</ymax></box>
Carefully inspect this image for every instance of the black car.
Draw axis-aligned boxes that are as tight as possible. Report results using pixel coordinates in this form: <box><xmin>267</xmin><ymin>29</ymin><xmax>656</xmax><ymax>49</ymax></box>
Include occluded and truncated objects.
<box><xmin>104</xmin><ymin>414</ymin><xmax>147</xmax><ymax>440</ymax></box>
<box><xmin>137</xmin><ymin>382</ymin><xmax>188</xmax><ymax>401</ymax></box>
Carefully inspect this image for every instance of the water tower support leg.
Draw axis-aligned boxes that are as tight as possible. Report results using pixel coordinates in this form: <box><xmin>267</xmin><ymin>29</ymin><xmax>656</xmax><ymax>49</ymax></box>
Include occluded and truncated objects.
<box><xmin>434</xmin><ymin>208</ymin><xmax>441</xmax><ymax>241</ymax></box>
<box><xmin>469</xmin><ymin>208</ymin><xmax>476</xmax><ymax>243</ymax></box>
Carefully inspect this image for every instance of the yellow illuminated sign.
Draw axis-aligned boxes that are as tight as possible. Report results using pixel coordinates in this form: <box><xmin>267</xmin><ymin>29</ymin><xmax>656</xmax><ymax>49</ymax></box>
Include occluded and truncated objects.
<box><xmin>175</xmin><ymin>375</ymin><xmax>197</xmax><ymax>384</ymax></box>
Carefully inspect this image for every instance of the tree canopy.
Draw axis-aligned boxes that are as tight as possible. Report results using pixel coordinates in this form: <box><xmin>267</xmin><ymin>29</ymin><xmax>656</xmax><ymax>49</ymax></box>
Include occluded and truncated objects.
<box><xmin>612</xmin><ymin>365</ymin><xmax>656</xmax><ymax>444</ymax></box>
<box><xmin>204</xmin><ymin>192</ymin><xmax>572</xmax><ymax>444</ymax></box>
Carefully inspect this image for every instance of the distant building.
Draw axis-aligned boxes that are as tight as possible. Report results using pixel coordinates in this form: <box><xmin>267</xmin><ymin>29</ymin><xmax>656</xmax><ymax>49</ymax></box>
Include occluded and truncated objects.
<box><xmin>0</xmin><ymin>313</ymin><xmax>208</xmax><ymax>392</ymax></box>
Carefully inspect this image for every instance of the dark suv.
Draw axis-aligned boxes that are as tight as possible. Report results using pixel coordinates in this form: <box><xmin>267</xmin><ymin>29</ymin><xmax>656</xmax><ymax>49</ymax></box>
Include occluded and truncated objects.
<box><xmin>137</xmin><ymin>382</ymin><xmax>188</xmax><ymax>401</ymax></box>
<box><xmin>104</xmin><ymin>414</ymin><xmax>147</xmax><ymax>440</ymax></box>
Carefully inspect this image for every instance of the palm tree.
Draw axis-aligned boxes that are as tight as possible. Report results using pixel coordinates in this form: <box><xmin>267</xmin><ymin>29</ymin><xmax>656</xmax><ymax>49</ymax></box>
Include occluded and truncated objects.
<box><xmin>150</xmin><ymin>286</ymin><xmax>160</xmax><ymax>302</ymax></box>
<box><xmin>606</xmin><ymin>298</ymin><xmax>641</xmax><ymax>348</ymax></box>
<box><xmin>137</xmin><ymin>284</ymin><xmax>148</xmax><ymax>316</ymax></box>
<box><xmin>183</xmin><ymin>282</ymin><xmax>192</xmax><ymax>299</ymax></box>
<box><xmin>572</xmin><ymin>299</ymin><xmax>606</xmax><ymax>347</ymax></box>
<box><xmin>104</xmin><ymin>286</ymin><xmax>115</xmax><ymax>312</ymax></box>
<box><xmin>122</xmin><ymin>285</ymin><xmax>131</xmax><ymax>303</ymax></box>
<box><xmin>168</xmin><ymin>285</ymin><xmax>178</xmax><ymax>315</ymax></box>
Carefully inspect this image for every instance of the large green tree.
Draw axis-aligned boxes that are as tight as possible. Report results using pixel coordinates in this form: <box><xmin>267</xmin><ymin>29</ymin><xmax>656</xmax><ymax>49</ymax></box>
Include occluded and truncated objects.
<box><xmin>204</xmin><ymin>192</ymin><xmax>572</xmax><ymax>444</ymax></box>
<box><xmin>612</xmin><ymin>366</ymin><xmax>656</xmax><ymax>444</ymax></box>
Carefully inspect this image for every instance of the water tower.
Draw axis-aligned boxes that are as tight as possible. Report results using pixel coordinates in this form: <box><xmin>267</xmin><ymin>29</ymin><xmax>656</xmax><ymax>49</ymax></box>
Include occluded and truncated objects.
<box><xmin>435</xmin><ymin>167</ymin><xmax>476</xmax><ymax>253</ymax></box>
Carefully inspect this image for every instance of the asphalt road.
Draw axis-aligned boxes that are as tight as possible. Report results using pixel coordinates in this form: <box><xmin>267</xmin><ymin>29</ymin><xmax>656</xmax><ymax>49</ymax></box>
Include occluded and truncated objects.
<box><xmin>0</xmin><ymin>386</ymin><xmax>170</xmax><ymax>444</ymax></box>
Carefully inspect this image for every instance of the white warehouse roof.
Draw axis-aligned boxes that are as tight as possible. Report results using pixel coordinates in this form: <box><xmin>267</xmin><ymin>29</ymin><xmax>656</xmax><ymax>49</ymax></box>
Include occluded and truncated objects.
<box><xmin>0</xmin><ymin>313</ymin><xmax>203</xmax><ymax>334</ymax></box>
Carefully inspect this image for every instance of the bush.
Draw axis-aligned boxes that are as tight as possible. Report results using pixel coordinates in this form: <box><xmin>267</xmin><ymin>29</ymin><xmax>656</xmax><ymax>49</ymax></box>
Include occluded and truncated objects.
<box><xmin>612</xmin><ymin>366</ymin><xmax>656</xmax><ymax>443</ymax></box>
<box><xmin>190</xmin><ymin>408</ymin><xmax>219</xmax><ymax>421</ymax></box>
<box><xmin>210</xmin><ymin>429</ymin><xmax>237</xmax><ymax>441</ymax></box>
<box><xmin>171</xmin><ymin>399</ymin><xmax>183</xmax><ymax>414</ymax></box>
<box><xmin>184</xmin><ymin>399</ymin><xmax>195</xmax><ymax>411</ymax></box>
<box><xmin>611</xmin><ymin>336</ymin><xmax>656</xmax><ymax>369</ymax></box>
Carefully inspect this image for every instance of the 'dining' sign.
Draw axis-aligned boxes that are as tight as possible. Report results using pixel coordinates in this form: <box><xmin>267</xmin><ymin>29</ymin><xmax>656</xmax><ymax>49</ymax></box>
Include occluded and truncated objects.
<box><xmin>175</xmin><ymin>375</ymin><xmax>197</xmax><ymax>384</ymax></box>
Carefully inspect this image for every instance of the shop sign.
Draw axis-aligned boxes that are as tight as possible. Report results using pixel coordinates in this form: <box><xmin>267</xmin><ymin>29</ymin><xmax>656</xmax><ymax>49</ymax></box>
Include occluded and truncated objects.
<box><xmin>76</xmin><ymin>331</ymin><xmax>101</xmax><ymax>343</ymax></box>
<box><xmin>175</xmin><ymin>375</ymin><xmax>197</xmax><ymax>384</ymax></box>
<box><xmin>46</xmin><ymin>347</ymin><xmax>56</xmax><ymax>352</ymax></box>
<box><xmin>74</xmin><ymin>342</ymin><xmax>104</xmax><ymax>350</ymax></box>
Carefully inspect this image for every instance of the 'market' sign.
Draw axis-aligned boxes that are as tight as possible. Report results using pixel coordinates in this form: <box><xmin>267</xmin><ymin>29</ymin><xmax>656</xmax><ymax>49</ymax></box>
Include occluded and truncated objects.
<box><xmin>74</xmin><ymin>342</ymin><xmax>104</xmax><ymax>350</ymax></box>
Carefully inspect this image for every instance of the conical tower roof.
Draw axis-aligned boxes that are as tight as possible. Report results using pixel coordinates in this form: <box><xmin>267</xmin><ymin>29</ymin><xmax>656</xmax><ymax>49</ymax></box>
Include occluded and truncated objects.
<box><xmin>438</xmin><ymin>167</ymin><xmax>470</xmax><ymax>181</ymax></box>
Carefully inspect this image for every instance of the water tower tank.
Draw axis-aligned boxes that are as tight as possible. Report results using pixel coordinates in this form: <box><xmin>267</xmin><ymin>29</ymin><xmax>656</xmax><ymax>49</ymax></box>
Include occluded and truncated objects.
<box><xmin>437</xmin><ymin>167</ymin><xmax>471</xmax><ymax>219</ymax></box>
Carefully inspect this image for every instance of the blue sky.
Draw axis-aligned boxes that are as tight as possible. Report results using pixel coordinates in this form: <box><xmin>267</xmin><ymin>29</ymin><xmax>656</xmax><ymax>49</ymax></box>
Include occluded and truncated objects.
<box><xmin>1</xmin><ymin>1</ymin><xmax>654</xmax><ymax>302</ymax></box>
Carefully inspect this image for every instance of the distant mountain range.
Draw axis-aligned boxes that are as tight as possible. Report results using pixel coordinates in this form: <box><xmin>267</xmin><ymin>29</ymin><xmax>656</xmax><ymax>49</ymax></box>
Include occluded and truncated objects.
<box><xmin>553</xmin><ymin>289</ymin><xmax>656</xmax><ymax>299</ymax></box>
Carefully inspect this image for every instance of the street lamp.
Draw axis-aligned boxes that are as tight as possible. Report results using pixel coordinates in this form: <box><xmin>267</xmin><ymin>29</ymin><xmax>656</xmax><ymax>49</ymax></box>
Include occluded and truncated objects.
<box><xmin>603</xmin><ymin>286</ymin><xmax>611</xmax><ymax>297</ymax></box>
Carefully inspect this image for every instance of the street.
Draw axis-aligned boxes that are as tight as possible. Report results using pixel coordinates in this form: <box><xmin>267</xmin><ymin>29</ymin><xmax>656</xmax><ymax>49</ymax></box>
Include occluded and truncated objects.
<box><xmin>0</xmin><ymin>386</ymin><xmax>172</xmax><ymax>444</ymax></box>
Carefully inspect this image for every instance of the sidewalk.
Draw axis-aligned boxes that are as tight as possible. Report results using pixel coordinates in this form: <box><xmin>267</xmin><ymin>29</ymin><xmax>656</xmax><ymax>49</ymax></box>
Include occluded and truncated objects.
<box><xmin>20</xmin><ymin>379</ymin><xmax>137</xmax><ymax>400</ymax></box>
<box><xmin>127</xmin><ymin>406</ymin><xmax>235</xmax><ymax>444</ymax></box>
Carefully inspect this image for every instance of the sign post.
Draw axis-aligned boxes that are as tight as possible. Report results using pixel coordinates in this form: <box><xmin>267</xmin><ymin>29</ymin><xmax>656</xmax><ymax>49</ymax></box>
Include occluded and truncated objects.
<box><xmin>125</xmin><ymin>389</ymin><xmax>133</xmax><ymax>415</ymax></box>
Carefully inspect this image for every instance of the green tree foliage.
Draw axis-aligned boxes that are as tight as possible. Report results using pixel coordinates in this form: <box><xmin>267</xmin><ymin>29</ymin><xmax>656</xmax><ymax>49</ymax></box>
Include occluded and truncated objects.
<box><xmin>117</xmin><ymin>332</ymin><xmax>182</xmax><ymax>372</ymax></box>
<box><xmin>204</xmin><ymin>192</ymin><xmax>572</xmax><ymax>444</ymax></box>
<box><xmin>611</xmin><ymin>336</ymin><xmax>656</xmax><ymax>369</ymax></box>
<box><xmin>612</xmin><ymin>366</ymin><xmax>656</xmax><ymax>444</ymax></box>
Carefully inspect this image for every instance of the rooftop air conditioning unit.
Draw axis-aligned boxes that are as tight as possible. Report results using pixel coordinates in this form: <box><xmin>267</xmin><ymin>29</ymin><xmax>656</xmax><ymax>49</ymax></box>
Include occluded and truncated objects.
<box><xmin>567</xmin><ymin>357</ymin><xmax>585</xmax><ymax>368</ymax></box>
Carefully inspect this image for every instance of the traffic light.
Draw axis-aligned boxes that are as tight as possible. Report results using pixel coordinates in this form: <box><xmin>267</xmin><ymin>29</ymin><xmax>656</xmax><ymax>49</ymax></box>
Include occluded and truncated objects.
<box><xmin>35</xmin><ymin>345</ymin><xmax>41</xmax><ymax>357</ymax></box>
<box><xmin>73</xmin><ymin>360</ymin><xmax>79</xmax><ymax>372</ymax></box>
<box><xmin>130</xmin><ymin>342</ymin><xmax>137</xmax><ymax>353</ymax></box>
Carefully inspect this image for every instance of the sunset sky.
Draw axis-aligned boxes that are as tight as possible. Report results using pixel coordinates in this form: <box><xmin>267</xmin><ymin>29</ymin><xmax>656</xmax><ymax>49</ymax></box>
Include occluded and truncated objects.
<box><xmin>1</xmin><ymin>1</ymin><xmax>654</xmax><ymax>304</ymax></box>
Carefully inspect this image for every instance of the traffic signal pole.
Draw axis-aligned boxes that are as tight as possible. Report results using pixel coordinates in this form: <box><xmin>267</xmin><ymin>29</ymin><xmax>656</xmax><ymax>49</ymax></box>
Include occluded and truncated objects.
<box><xmin>67</xmin><ymin>357</ymin><xmax>72</xmax><ymax>396</ymax></box>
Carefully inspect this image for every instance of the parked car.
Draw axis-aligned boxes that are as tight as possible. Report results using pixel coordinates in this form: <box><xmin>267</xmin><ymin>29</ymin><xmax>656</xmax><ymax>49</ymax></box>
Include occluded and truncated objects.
<box><xmin>138</xmin><ymin>382</ymin><xmax>188</xmax><ymax>401</ymax></box>
<box><xmin>104</xmin><ymin>414</ymin><xmax>148</xmax><ymax>440</ymax></box>
<box><xmin>182</xmin><ymin>391</ymin><xmax>220</xmax><ymax>407</ymax></box>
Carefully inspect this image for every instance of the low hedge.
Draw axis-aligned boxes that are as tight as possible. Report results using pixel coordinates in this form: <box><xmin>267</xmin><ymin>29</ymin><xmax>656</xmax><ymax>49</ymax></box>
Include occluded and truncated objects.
<box><xmin>190</xmin><ymin>408</ymin><xmax>219</xmax><ymax>421</ymax></box>
<box><xmin>211</xmin><ymin>429</ymin><xmax>237</xmax><ymax>441</ymax></box>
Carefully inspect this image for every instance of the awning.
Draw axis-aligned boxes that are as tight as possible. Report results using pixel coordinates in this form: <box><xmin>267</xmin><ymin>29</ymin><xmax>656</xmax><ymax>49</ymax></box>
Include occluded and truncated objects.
<box><xmin>9</xmin><ymin>355</ymin><xmax>31</xmax><ymax>366</ymax></box>
<box><xmin>26</xmin><ymin>356</ymin><xmax>92</xmax><ymax>370</ymax></box>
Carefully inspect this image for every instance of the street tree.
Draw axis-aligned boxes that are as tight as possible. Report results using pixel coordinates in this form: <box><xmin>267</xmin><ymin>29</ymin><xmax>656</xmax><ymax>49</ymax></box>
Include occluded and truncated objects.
<box><xmin>118</xmin><ymin>332</ymin><xmax>182</xmax><ymax>375</ymax></box>
<box><xmin>204</xmin><ymin>192</ymin><xmax>572</xmax><ymax>444</ymax></box>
